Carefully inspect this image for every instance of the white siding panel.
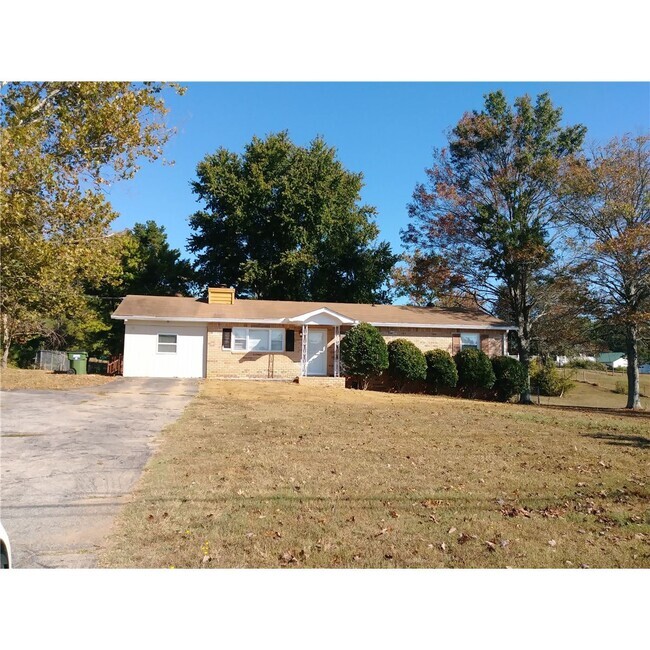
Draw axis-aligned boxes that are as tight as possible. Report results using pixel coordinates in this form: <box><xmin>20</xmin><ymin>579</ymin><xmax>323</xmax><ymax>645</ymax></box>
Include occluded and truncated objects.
<box><xmin>123</xmin><ymin>321</ymin><xmax>206</xmax><ymax>378</ymax></box>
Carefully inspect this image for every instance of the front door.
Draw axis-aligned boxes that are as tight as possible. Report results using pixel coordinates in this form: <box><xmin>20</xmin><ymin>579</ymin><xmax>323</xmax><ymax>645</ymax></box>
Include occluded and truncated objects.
<box><xmin>306</xmin><ymin>329</ymin><xmax>327</xmax><ymax>376</ymax></box>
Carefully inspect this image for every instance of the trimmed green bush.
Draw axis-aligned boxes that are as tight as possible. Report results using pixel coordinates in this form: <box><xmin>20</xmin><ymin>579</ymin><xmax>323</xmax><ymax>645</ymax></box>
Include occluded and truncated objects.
<box><xmin>340</xmin><ymin>322</ymin><xmax>389</xmax><ymax>389</ymax></box>
<box><xmin>387</xmin><ymin>339</ymin><xmax>427</xmax><ymax>388</ymax></box>
<box><xmin>424</xmin><ymin>349</ymin><xmax>458</xmax><ymax>393</ymax></box>
<box><xmin>529</xmin><ymin>359</ymin><xmax>575</xmax><ymax>397</ymax></box>
<box><xmin>491</xmin><ymin>356</ymin><xmax>527</xmax><ymax>402</ymax></box>
<box><xmin>454</xmin><ymin>348</ymin><xmax>496</xmax><ymax>397</ymax></box>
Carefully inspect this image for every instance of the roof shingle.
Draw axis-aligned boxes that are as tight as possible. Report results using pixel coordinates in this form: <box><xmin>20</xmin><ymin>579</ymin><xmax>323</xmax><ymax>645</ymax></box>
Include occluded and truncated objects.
<box><xmin>112</xmin><ymin>295</ymin><xmax>512</xmax><ymax>329</ymax></box>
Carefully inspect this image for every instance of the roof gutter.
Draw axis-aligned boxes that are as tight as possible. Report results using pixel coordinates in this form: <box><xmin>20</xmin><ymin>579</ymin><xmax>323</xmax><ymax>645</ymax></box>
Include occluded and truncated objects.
<box><xmin>112</xmin><ymin>314</ymin><xmax>514</xmax><ymax>330</ymax></box>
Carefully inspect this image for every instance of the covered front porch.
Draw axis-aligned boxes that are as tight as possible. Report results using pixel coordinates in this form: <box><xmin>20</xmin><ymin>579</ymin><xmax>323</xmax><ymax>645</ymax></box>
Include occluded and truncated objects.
<box><xmin>287</xmin><ymin>307</ymin><xmax>356</xmax><ymax>380</ymax></box>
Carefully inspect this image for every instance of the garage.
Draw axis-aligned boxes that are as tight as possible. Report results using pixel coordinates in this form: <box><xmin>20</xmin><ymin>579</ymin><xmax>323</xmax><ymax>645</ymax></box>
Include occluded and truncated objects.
<box><xmin>122</xmin><ymin>321</ymin><xmax>207</xmax><ymax>378</ymax></box>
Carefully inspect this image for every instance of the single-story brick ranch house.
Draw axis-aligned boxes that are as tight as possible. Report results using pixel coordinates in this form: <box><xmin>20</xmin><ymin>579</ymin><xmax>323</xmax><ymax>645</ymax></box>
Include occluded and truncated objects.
<box><xmin>112</xmin><ymin>287</ymin><xmax>514</xmax><ymax>383</ymax></box>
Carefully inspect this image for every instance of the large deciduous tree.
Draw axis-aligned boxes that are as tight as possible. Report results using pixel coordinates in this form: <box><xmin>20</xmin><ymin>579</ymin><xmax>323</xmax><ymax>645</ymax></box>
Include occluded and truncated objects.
<box><xmin>401</xmin><ymin>91</ymin><xmax>586</xmax><ymax>402</ymax></box>
<box><xmin>562</xmin><ymin>134</ymin><xmax>649</xmax><ymax>409</ymax></box>
<box><xmin>188</xmin><ymin>131</ymin><xmax>397</xmax><ymax>303</ymax></box>
<box><xmin>120</xmin><ymin>221</ymin><xmax>196</xmax><ymax>297</ymax></box>
<box><xmin>0</xmin><ymin>82</ymin><xmax>183</xmax><ymax>366</ymax></box>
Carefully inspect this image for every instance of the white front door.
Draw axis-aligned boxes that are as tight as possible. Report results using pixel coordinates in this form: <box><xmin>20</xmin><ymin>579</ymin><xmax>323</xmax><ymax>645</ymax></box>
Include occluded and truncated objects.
<box><xmin>306</xmin><ymin>329</ymin><xmax>327</xmax><ymax>376</ymax></box>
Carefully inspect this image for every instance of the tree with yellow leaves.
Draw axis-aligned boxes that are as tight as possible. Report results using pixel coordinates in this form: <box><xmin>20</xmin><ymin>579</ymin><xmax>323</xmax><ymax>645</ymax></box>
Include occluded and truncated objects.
<box><xmin>0</xmin><ymin>82</ymin><xmax>184</xmax><ymax>366</ymax></box>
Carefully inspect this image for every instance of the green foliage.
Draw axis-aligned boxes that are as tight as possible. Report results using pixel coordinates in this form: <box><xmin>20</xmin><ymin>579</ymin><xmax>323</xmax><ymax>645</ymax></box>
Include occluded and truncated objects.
<box><xmin>83</xmin><ymin>221</ymin><xmax>196</xmax><ymax>357</ymax></box>
<box><xmin>188</xmin><ymin>131</ymin><xmax>398</xmax><ymax>302</ymax></box>
<box><xmin>454</xmin><ymin>348</ymin><xmax>496</xmax><ymax>397</ymax></box>
<box><xmin>424</xmin><ymin>349</ymin><xmax>458</xmax><ymax>392</ymax></box>
<box><xmin>565</xmin><ymin>359</ymin><xmax>607</xmax><ymax>371</ymax></box>
<box><xmin>121</xmin><ymin>221</ymin><xmax>196</xmax><ymax>297</ymax></box>
<box><xmin>491</xmin><ymin>356</ymin><xmax>527</xmax><ymax>402</ymax></box>
<box><xmin>387</xmin><ymin>339</ymin><xmax>427</xmax><ymax>387</ymax></box>
<box><xmin>529</xmin><ymin>359</ymin><xmax>576</xmax><ymax>397</ymax></box>
<box><xmin>402</xmin><ymin>90</ymin><xmax>586</xmax><ymax>402</ymax></box>
<box><xmin>340</xmin><ymin>323</ymin><xmax>389</xmax><ymax>389</ymax></box>
<box><xmin>0</xmin><ymin>82</ymin><xmax>184</xmax><ymax>365</ymax></box>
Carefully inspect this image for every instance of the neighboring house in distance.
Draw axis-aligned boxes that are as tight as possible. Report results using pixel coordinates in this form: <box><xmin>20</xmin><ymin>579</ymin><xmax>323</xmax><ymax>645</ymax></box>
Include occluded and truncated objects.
<box><xmin>597</xmin><ymin>352</ymin><xmax>628</xmax><ymax>370</ymax></box>
<box><xmin>111</xmin><ymin>287</ymin><xmax>514</xmax><ymax>382</ymax></box>
<box><xmin>638</xmin><ymin>363</ymin><xmax>650</xmax><ymax>375</ymax></box>
<box><xmin>554</xmin><ymin>354</ymin><xmax>597</xmax><ymax>367</ymax></box>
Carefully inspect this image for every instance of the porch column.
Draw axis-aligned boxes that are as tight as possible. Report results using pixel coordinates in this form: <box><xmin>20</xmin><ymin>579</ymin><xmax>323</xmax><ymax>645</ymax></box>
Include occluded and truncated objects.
<box><xmin>334</xmin><ymin>325</ymin><xmax>340</xmax><ymax>377</ymax></box>
<box><xmin>301</xmin><ymin>324</ymin><xmax>308</xmax><ymax>376</ymax></box>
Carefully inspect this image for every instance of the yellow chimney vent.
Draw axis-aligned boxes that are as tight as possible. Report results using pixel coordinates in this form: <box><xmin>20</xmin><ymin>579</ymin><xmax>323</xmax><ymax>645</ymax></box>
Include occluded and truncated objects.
<box><xmin>208</xmin><ymin>287</ymin><xmax>235</xmax><ymax>305</ymax></box>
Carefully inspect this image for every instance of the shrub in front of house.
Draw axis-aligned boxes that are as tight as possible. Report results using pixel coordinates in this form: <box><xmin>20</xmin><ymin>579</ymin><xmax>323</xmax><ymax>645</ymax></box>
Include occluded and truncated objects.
<box><xmin>529</xmin><ymin>359</ymin><xmax>575</xmax><ymax>397</ymax></box>
<box><xmin>340</xmin><ymin>322</ymin><xmax>389</xmax><ymax>389</ymax></box>
<box><xmin>491</xmin><ymin>355</ymin><xmax>527</xmax><ymax>402</ymax></box>
<box><xmin>424</xmin><ymin>349</ymin><xmax>458</xmax><ymax>393</ymax></box>
<box><xmin>614</xmin><ymin>380</ymin><xmax>627</xmax><ymax>394</ymax></box>
<box><xmin>454</xmin><ymin>348</ymin><xmax>496</xmax><ymax>398</ymax></box>
<box><xmin>387</xmin><ymin>339</ymin><xmax>427</xmax><ymax>389</ymax></box>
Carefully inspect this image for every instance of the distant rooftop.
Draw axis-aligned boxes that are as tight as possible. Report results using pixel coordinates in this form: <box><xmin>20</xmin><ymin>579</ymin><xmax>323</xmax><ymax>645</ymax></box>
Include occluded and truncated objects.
<box><xmin>597</xmin><ymin>352</ymin><xmax>626</xmax><ymax>363</ymax></box>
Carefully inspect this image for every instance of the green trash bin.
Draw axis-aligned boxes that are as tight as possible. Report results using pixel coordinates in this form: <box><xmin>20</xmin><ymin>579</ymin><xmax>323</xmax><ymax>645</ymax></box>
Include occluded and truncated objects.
<box><xmin>67</xmin><ymin>350</ymin><xmax>88</xmax><ymax>375</ymax></box>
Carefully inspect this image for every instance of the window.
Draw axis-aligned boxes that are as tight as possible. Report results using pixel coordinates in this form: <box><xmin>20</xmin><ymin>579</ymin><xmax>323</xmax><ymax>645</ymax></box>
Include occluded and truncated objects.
<box><xmin>460</xmin><ymin>333</ymin><xmax>480</xmax><ymax>350</ymax></box>
<box><xmin>271</xmin><ymin>329</ymin><xmax>283</xmax><ymax>351</ymax></box>
<box><xmin>248</xmin><ymin>328</ymin><xmax>269</xmax><ymax>351</ymax></box>
<box><xmin>158</xmin><ymin>333</ymin><xmax>177</xmax><ymax>354</ymax></box>
<box><xmin>232</xmin><ymin>327</ymin><xmax>247</xmax><ymax>351</ymax></box>
<box><xmin>224</xmin><ymin>327</ymin><xmax>285</xmax><ymax>352</ymax></box>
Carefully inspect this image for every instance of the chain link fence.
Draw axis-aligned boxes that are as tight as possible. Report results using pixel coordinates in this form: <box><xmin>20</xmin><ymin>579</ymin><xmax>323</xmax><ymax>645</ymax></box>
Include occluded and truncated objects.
<box><xmin>34</xmin><ymin>350</ymin><xmax>70</xmax><ymax>372</ymax></box>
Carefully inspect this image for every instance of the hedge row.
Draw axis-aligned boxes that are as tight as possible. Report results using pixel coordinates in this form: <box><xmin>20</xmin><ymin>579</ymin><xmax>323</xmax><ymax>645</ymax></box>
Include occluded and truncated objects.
<box><xmin>341</xmin><ymin>323</ymin><xmax>528</xmax><ymax>401</ymax></box>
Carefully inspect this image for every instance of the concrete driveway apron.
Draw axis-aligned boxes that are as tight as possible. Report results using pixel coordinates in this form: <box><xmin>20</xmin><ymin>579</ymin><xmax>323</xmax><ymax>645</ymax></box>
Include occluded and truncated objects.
<box><xmin>0</xmin><ymin>377</ymin><xmax>199</xmax><ymax>568</ymax></box>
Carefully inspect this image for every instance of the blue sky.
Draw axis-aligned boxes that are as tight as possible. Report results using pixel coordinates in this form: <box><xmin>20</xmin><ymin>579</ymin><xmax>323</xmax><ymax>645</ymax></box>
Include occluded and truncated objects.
<box><xmin>108</xmin><ymin>82</ymin><xmax>650</xmax><ymax>260</ymax></box>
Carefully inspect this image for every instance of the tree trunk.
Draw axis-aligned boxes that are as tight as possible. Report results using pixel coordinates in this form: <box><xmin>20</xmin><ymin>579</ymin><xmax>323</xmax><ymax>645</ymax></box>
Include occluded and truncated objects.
<box><xmin>517</xmin><ymin>322</ymin><xmax>533</xmax><ymax>405</ymax></box>
<box><xmin>625</xmin><ymin>322</ymin><xmax>642</xmax><ymax>410</ymax></box>
<box><xmin>1</xmin><ymin>314</ymin><xmax>11</xmax><ymax>368</ymax></box>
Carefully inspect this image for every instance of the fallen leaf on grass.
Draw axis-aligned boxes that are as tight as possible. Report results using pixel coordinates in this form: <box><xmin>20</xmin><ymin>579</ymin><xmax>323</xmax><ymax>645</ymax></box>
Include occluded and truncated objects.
<box><xmin>485</xmin><ymin>541</ymin><xmax>497</xmax><ymax>552</ymax></box>
<box><xmin>389</xmin><ymin>511</ymin><xmax>400</xmax><ymax>519</ymax></box>
<box><xmin>501</xmin><ymin>506</ymin><xmax>531</xmax><ymax>518</ymax></box>
<box><xmin>548</xmin><ymin>539</ymin><xmax>557</xmax><ymax>547</ymax></box>
<box><xmin>440</xmin><ymin>542</ymin><xmax>447</xmax><ymax>552</ymax></box>
<box><xmin>279</xmin><ymin>552</ymin><xmax>298</xmax><ymax>564</ymax></box>
<box><xmin>448</xmin><ymin>527</ymin><xmax>457</xmax><ymax>534</ymax></box>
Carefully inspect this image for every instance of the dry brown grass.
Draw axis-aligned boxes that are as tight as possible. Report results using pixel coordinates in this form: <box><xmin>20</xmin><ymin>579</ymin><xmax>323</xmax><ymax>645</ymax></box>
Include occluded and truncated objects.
<box><xmin>100</xmin><ymin>380</ymin><xmax>650</xmax><ymax>569</ymax></box>
<box><xmin>0</xmin><ymin>367</ymin><xmax>115</xmax><ymax>391</ymax></box>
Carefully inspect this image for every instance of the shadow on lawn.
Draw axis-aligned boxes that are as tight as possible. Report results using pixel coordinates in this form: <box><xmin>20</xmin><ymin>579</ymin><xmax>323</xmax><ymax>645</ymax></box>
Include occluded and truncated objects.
<box><xmin>582</xmin><ymin>432</ymin><xmax>650</xmax><ymax>449</ymax></box>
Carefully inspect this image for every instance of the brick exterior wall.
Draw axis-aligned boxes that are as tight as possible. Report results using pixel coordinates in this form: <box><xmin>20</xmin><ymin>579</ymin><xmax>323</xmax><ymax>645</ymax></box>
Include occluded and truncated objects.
<box><xmin>207</xmin><ymin>323</ymin><xmax>302</xmax><ymax>379</ymax></box>
<box><xmin>206</xmin><ymin>323</ymin><xmax>506</xmax><ymax>380</ymax></box>
<box><xmin>374</xmin><ymin>326</ymin><xmax>504</xmax><ymax>358</ymax></box>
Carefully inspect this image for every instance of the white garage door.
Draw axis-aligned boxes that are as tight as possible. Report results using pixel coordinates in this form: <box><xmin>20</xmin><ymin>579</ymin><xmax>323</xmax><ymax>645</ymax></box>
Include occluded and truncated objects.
<box><xmin>123</xmin><ymin>322</ymin><xmax>206</xmax><ymax>378</ymax></box>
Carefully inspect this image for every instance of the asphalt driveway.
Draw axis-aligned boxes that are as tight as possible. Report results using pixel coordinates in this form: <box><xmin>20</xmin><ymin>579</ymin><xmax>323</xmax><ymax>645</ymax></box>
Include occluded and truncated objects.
<box><xmin>0</xmin><ymin>377</ymin><xmax>199</xmax><ymax>568</ymax></box>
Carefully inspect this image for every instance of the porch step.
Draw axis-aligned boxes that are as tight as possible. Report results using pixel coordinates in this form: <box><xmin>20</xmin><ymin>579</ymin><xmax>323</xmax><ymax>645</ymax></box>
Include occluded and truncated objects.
<box><xmin>297</xmin><ymin>376</ymin><xmax>346</xmax><ymax>388</ymax></box>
